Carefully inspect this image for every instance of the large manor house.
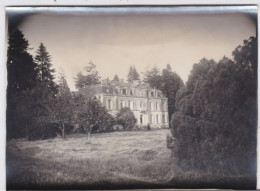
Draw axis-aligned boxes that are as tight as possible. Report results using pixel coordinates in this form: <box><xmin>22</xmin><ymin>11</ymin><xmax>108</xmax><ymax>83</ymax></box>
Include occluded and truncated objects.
<box><xmin>78</xmin><ymin>79</ymin><xmax>169</xmax><ymax>128</ymax></box>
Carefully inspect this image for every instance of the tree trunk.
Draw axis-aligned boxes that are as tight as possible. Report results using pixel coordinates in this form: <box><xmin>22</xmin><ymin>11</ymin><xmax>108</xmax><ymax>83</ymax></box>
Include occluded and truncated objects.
<box><xmin>25</xmin><ymin>124</ymin><xmax>29</xmax><ymax>141</ymax></box>
<box><xmin>62</xmin><ymin>123</ymin><xmax>66</xmax><ymax>139</ymax></box>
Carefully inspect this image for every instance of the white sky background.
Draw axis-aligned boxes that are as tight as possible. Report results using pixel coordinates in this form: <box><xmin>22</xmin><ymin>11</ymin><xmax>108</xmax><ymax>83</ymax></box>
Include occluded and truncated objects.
<box><xmin>7</xmin><ymin>7</ymin><xmax>257</xmax><ymax>91</ymax></box>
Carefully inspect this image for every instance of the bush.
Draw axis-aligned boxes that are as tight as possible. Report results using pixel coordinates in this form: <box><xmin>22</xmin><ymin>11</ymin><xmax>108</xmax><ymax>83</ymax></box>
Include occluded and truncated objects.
<box><xmin>28</xmin><ymin>123</ymin><xmax>60</xmax><ymax>141</ymax></box>
<box><xmin>116</xmin><ymin>107</ymin><xmax>137</xmax><ymax>131</ymax></box>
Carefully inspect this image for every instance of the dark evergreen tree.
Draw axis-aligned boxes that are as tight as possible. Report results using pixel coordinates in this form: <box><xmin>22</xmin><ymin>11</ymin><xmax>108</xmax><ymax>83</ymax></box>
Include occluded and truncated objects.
<box><xmin>170</xmin><ymin>37</ymin><xmax>257</xmax><ymax>185</ymax></box>
<box><xmin>35</xmin><ymin>43</ymin><xmax>58</xmax><ymax>94</ymax></box>
<box><xmin>6</xmin><ymin>29</ymin><xmax>38</xmax><ymax>139</ymax></box>
<box><xmin>127</xmin><ymin>65</ymin><xmax>140</xmax><ymax>83</ymax></box>
<box><xmin>7</xmin><ymin>29</ymin><xmax>37</xmax><ymax>95</ymax></box>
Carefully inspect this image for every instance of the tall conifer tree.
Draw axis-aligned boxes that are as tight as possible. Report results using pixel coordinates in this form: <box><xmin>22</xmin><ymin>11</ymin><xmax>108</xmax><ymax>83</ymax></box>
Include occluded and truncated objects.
<box><xmin>35</xmin><ymin>43</ymin><xmax>58</xmax><ymax>94</ymax></box>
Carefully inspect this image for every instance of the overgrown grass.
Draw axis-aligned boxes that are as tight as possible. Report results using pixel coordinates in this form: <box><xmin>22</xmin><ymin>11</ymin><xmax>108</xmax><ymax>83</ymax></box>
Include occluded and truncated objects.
<box><xmin>7</xmin><ymin>129</ymin><xmax>174</xmax><ymax>189</ymax></box>
<box><xmin>7</xmin><ymin>129</ymin><xmax>254</xmax><ymax>190</ymax></box>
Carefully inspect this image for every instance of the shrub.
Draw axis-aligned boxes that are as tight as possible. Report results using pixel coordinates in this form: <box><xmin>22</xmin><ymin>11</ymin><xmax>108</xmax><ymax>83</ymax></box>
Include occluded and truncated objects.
<box><xmin>116</xmin><ymin>107</ymin><xmax>137</xmax><ymax>131</ymax></box>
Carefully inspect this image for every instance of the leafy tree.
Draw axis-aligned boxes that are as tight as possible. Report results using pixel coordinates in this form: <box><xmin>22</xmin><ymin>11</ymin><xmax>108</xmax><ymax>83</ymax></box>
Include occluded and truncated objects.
<box><xmin>161</xmin><ymin>66</ymin><xmax>184</xmax><ymax>119</ymax></box>
<box><xmin>47</xmin><ymin>72</ymin><xmax>73</xmax><ymax>139</ymax></box>
<box><xmin>143</xmin><ymin>66</ymin><xmax>162</xmax><ymax>89</ymax></box>
<box><xmin>127</xmin><ymin>65</ymin><xmax>140</xmax><ymax>83</ymax></box>
<box><xmin>116</xmin><ymin>107</ymin><xmax>137</xmax><ymax>130</ymax></box>
<box><xmin>77</xmin><ymin>97</ymin><xmax>115</xmax><ymax>139</ymax></box>
<box><xmin>144</xmin><ymin>64</ymin><xmax>184</xmax><ymax>121</ymax></box>
<box><xmin>75</xmin><ymin>61</ymin><xmax>101</xmax><ymax>89</ymax></box>
<box><xmin>35</xmin><ymin>43</ymin><xmax>58</xmax><ymax>94</ymax></box>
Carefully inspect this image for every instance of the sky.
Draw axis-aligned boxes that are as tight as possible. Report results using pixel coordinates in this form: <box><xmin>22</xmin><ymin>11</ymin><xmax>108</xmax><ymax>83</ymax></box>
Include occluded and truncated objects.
<box><xmin>7</xmin><ymin>6</ymin><xmax>257</xmax><ymax>91</ymax></box>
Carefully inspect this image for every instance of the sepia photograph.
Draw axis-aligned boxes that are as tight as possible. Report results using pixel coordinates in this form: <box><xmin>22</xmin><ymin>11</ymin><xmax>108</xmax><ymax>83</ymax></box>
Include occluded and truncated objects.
<box><xmin>5</xmin><ymin>6</ymin><xmax>257</xmax><ymax>190</ymax></box>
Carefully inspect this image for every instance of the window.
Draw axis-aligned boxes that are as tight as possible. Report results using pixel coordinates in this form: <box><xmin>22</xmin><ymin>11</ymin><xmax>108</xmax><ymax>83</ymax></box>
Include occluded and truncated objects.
<box><xmin>150</xmin><ymin>114</ymin><xmax>153</xmax><ymax>123</ymax></box>
<box><xmin>156</xmin><ymin>102</ymin><xmax>158</xmax><ymax>111</ymax></box>
<box><xmin>162</xmin><ymin>115</ymin><xmax>165</xmax><ymax>123</ymax></box>
<box><xmin>162</xmin><ymin>102</ymin><xmax>164</xmax><ymax>111</ymax></box>
<box><xmin>120</xmin><ymin>101</ymin><xmax>123</xmax><ymax>108</ymax></box>
<box><xmin>146</xmin><ymin>90</ymin><xmax>149</xmax><ymax>97</ymax></box>
<box><xmin>123</xmin><ymin>88</ymin><xmax>127</xmax><ymax>95</ymax></box>
<box><xmin>130</xmin><ymin>89</ymin><xmax>133</xmax><ymax>95</ymax></box>
<box><xmin>140</xmin><ymin>101</ymin><xmax>142</xmax><ymax>108</ymax></box>
<box><xmin>156</xmin><ymin>115</ymin><xmax>159</xmax><ymax>123</ymax></box>
<box><xmin>108</xmin><ymin>100</ymin><xmax>111</xmax><ymax>109</ymax></box>
<box><xmin>150</xmin><ymin>102</ymin><xmax>153</xmax><ymax>110</ymax></box>
<box><xmin>128</xmin><ymin>101</ymin><xmax>131</xmax><ymax>108</ymax></box>
<box><xmin>140</xmin><ymin>115</ymin><xmax>143</xmax><ymax>124</ymax></box>
<box><xmin>151</xmin><ymin>91</ymin><xmax>154</xmax><ymax>97</ymax></box>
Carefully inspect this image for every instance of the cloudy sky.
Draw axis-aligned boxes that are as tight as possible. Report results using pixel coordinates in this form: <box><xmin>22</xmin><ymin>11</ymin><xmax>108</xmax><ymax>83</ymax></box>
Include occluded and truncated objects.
<box><xmin>7</xmin><ymin>6</ymin><xmax>257</xmax><ymax>91</ymax></box>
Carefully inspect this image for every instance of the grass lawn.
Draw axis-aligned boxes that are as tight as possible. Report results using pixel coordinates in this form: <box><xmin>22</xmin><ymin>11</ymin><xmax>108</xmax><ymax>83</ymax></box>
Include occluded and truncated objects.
<box><xmin>7</xmin><ymin>129</ymin><xmax>174</xmax><ymax>189</ymax></box>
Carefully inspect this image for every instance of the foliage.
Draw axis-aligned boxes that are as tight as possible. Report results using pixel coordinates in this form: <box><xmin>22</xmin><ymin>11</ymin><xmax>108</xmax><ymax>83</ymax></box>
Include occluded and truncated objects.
<box><xmin>74</xmin><ymin>61</ymin><xmax>101</xmax><ymax>89</ymax></box>
<box><xmin>6</xmin><ymin>29</ymin><xmax>38</xmax><ymax>139</ymax></box>
<box><xmin>143</xmin><ymin>66</ymin><xmax>162</xmax><ymax>88</ymax></box>
<box><xmin>143</xmin><ymin>64</ymin><xmax>184</xmax><ymax>122</ymax></box>
<box><xmin>113</xmin><ymin>74</ymin><xmax>119</xmax><ymax>82</ymax></box>
<box><xmin>35</xmin><ymin>43</ymin><xmax>58</xmax><ymax>94</ymax></box>
<box><xmin>57</xmin><ymin>69</ymin><xmax>70</xmax><ymax>96</ymax></box>
<box><xmin>7</xmin><ymin>29</ymin><xmax>38</xmax><ymax>95</ymax></box>
<box><xmin>171</xmin><ymin>37</ymin><xmax>257</xmax><ymax>177</ymax></box>
<box><xmin>48</xmin><ymin>73</ymin><xmax>73</xmax><ymax>139</ymax></box>
<box><xmin>76</xmin><ymin>97</ymin><xmax>115</xmax><ymax>135</ymax></box>
<box><xmin>12</xmin><ymin>85</ymin><xmax>59</xmax><ymax>140</ymax></box>
<box><xmin>127</xmin><ymin>65</ymin><xmax>140</xmax><ymax>83</ymax></box>
<box><xmin>116</xmin><ymin>107</ymin><xmax>137</xmax><ymax>131</ymax></box>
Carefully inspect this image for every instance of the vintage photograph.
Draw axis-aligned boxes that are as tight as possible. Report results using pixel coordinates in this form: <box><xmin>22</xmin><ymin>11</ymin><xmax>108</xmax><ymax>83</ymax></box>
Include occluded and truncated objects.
<box><xmin>6</xmin><ymin>6</ymin><xmax>257</xmax><ymax>190</ymax></box>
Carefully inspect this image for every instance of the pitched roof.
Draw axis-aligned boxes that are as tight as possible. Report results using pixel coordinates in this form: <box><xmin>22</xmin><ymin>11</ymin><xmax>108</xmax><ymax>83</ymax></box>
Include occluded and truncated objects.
<box><xmin>78</xmin><ymin>81</ymin><xmax>167</xmax><ymax>98</ymax></box>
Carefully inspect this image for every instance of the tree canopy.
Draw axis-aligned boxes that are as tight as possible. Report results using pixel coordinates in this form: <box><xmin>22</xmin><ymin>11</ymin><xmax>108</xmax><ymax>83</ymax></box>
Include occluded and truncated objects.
<box><xmin>170</xmin><ymin>36</ymin><xmax>257</xmax><ymax>179</ymax></box>
<box><xmin>127</xmin><ymin>65</ymin><xmax>140</xmax><ymax>83</ymax></box>
<box><xmin>35</xmin><ymin>43</ymin><xmax>58</xmax><ymax>94</ymax></box>
<box><xmin>143</xmin><ymin>64</ymin><xmax>184</xmax><ymax>122</ymax></box>
<box><xmin>74</xmin><ymin>61</ymin><xmax>101</xmax><ymax>89</ymax></box>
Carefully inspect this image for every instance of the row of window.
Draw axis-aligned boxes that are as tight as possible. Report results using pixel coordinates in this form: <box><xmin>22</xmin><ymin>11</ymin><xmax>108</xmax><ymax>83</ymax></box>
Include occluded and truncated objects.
<box><xmin>117</xmin><ymin>87</ymin><xmax>161</xmax><ymax>98</ymax></box>
<box><xmin>106</xmin><ymin>99</ymin><xmax>167</xmax><ymax>111</ymax></box>
<box><xmin>139</xmin><ymin>114</ymin><xmax>167</xmax><ymax>124</ymax></box>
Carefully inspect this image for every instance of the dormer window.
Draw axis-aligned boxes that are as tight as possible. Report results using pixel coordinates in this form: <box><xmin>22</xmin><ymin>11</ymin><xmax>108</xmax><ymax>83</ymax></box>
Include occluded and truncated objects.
<box><xmin>151</xmin><ymin>91</ymin><xmax>154</xmax><ymax>97</ymax></box>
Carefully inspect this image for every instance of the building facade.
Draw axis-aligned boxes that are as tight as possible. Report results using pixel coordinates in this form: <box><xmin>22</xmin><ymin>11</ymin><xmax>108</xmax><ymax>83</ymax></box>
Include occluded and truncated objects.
<box><xmin>78</xmin><ymin>79</ymin><xmax>169</xmax><ymax>128</ymax></box>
